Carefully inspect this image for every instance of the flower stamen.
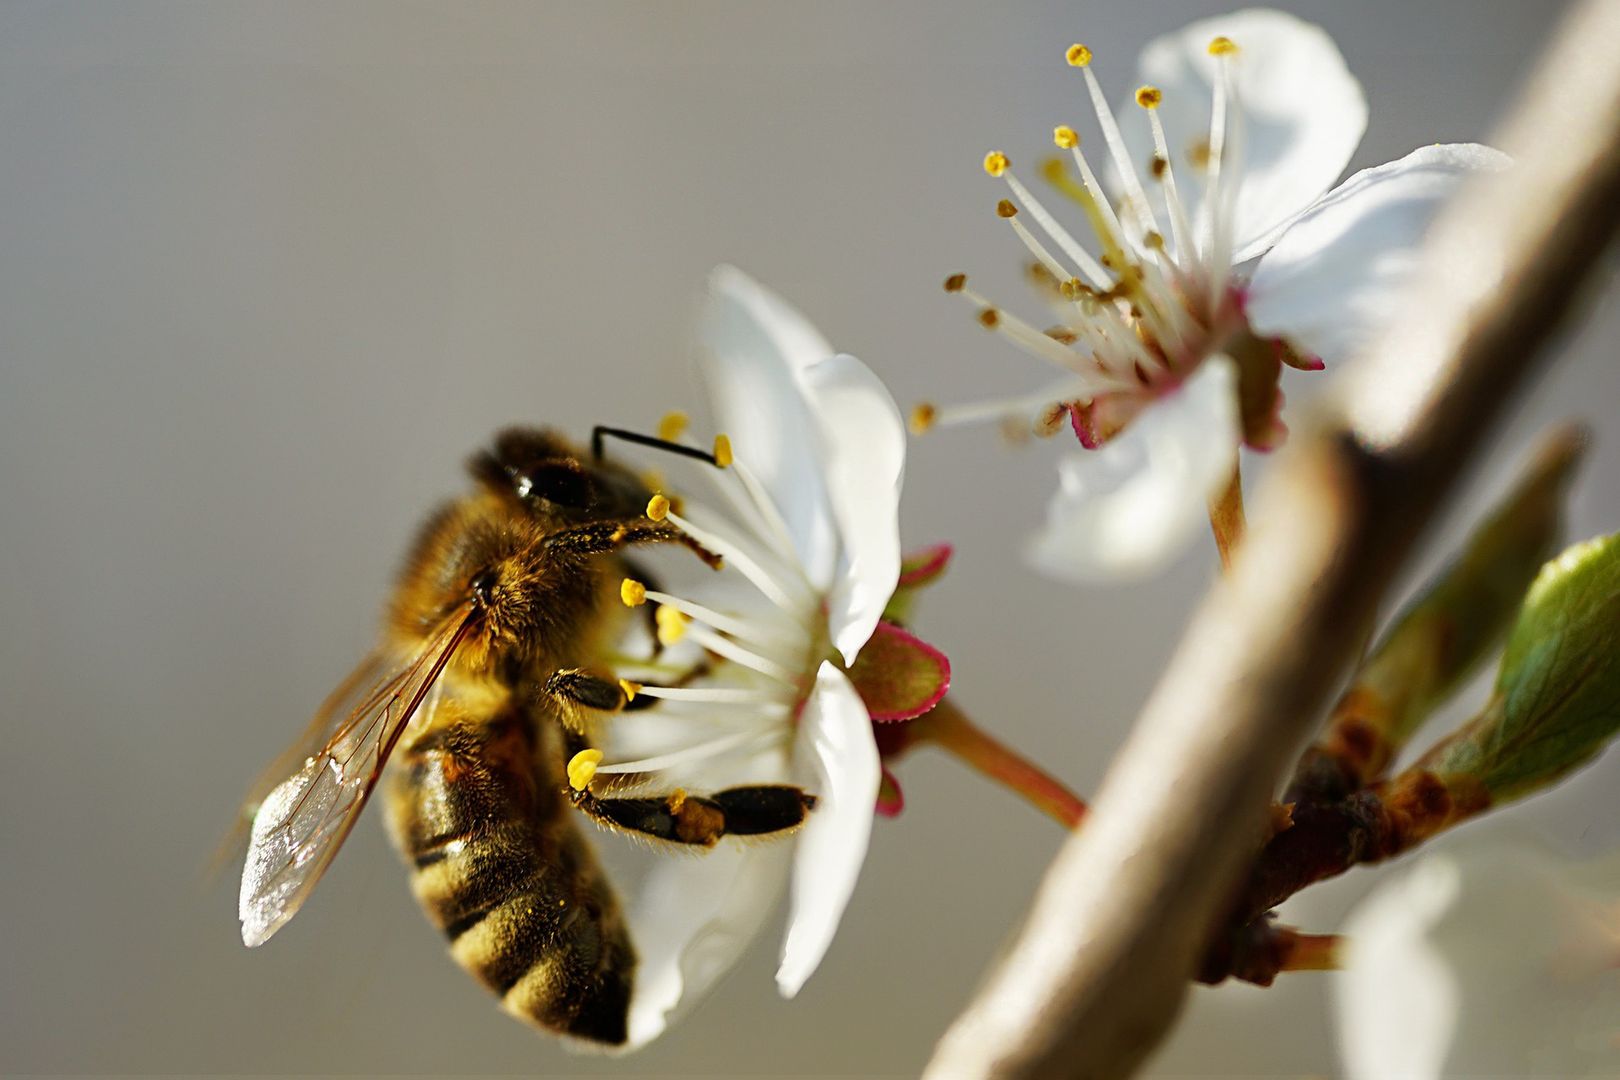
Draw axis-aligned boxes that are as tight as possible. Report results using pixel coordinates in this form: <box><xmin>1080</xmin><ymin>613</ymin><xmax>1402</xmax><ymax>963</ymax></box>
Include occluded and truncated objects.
<box><xmin>1138</xmin><ymin>88</ymin><xmax>1197</xmax><ymax>271</ymax></box>
<box><xmin>593</xmin><ymin>728</ymin><xmax>785</xmax><ymax>778</ymax></box>
<box><xmin>1075</xmin><ymin>54</ymin><xmax>1162</xmax><ymax>242</ymax></box>
<box><xmin>663</xmin><ymin>505</ymin><xmax>808</xmax><ymax>614</ymax></box>
<box><xmin>990</xmin><ymin>157</ymin><xmax>1113</xmax><ymax>289</ymax></box>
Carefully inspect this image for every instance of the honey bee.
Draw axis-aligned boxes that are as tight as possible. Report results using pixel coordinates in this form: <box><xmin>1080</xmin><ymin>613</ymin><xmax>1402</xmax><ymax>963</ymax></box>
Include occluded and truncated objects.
<box><xmin>236</xmin><ymin>427</ymin><xmax>815</xmax><ymax>1045</ymax></box>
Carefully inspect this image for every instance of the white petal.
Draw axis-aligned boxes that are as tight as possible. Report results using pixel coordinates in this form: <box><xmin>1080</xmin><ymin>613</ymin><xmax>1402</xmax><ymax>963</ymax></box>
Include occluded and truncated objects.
<box><xmin>776</xmin><ymin>664</ymin><xmax>880</xmax><ymax>996</ymax></box>
<box><xmin>800</xmin><ymin>352</ymin><xmax>906</xmax><ymax>664</ymax></box>
<box><xmin>1120</xmin><ymin>8</ymin><xmax>1367</xmax><ymax>260</ymax></box>
<box><xmin>1246</xmin><ymin>144</ymin><xmax>1511</xmax><ymax>364</ymax></box>
<box><xmin>700</xmin><ymin>265</ymin><xmax>839</xmax><ymax>586</ymax></box>
<box><xmin>1024</xmin><ymin>357</ymin><xmax>1239</xmax><ymax>582</ymax></box>
<box><xmin>622</xmin><ymin>840</ymin><xmax>793</xmax><ymax>1049</ymax></box>
<box><xmin>1335</xmin><ymin>857</ymin><xmax>1462</xmax><ymax>1080</ymax></box>
<box><xmin>1336</xmin><ymin>840</ymin><xmax>1620</xmax><ymax>1080</ymax></box>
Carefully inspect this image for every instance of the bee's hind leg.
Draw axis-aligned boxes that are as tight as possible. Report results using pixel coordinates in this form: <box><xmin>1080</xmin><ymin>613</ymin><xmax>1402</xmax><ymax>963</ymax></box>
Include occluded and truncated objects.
<box><xmin>567</xmin><ymin>780</ymin><xmax>817</xmax><ymax>847</ymax></box>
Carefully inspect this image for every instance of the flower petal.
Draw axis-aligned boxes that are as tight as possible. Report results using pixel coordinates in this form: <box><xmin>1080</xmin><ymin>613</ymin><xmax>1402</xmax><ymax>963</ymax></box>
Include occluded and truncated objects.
<box><xmin>1120</xmin><ymin>8</ymin><xmax>1367</xmax><ymax>260</ymax></box>
<box><xmin>1335</xmin><ymin>855</ymin><xmax>1463</xmax><ymax>1080</ymax></box>
<box><xmin>700</xmin><ymin>265</ymin><xmax>839</xmax><ymax>586</ymax></box>
<box><xmin>1336</xmin><ymin>840</ymin><xmax>1620</xmax><ymax>1080</ymax></box>
<box><xmin>1245</xmin><ymin>143</ymin><xmax>1511</xmax><ymax>364</ymax></box>
<box><xmin>776</xmin><ymin>663</ymin><xmax>881</xmax><ymax>997</ymax></box>
<box><xmin>623</xmin><ymin>840</ymin><xmax>794</xmax><ymax>1049</ymax></box>
<box><xmin>800</xmin><ymin>352</ymin><xmax>906</xmax><ymax>663</ymax></box>
<box><xmin>1025</xmin><ymin>356</ymin><xmax>1239</xmax><ymax>582</ymax></box>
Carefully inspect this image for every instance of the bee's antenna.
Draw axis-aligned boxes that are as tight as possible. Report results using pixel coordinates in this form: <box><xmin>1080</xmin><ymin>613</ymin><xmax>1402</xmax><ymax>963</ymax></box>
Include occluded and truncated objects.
<box><xmin>591</xmin><ymin>424</ymin><xmax>719</xmax><ymax>467</ymax></box>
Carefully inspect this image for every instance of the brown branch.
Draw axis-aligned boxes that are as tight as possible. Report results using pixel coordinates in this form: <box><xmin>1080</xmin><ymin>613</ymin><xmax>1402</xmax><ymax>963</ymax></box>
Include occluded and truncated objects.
<box><xmin>924</xmin><ymin>2</ymin><xmax>1620</xmax><ymax>1077</ymax></box>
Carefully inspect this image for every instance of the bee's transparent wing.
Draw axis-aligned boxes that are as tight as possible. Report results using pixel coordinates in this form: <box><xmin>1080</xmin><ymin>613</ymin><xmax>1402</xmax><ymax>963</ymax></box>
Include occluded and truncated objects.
<box><xmin>238</xmin><ymin>608</ymin><xmax>473</xmax><ymax>947</ymax></box>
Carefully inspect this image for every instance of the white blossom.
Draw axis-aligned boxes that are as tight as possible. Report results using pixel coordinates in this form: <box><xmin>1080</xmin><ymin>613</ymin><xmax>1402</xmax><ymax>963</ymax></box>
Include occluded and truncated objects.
<box><xmin>1336</xmin><ymin>839</ymin><xmax>1620</xmax><ymax>1079</ymax></box>
<box><xmin>927</xmin><ymin>8</ymin><xmax>1508</xmax><ymax>580</ymax></box>
<box><xmin>592</xmin><ymin>266</ymin><xmax>905</xmax><ymax>1047</ymax></box>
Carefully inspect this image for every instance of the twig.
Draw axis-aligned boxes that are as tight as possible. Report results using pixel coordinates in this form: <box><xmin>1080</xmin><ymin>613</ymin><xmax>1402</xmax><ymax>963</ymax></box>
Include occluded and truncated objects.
<box><xmin>1206</xmin><ymin>466</ymin><xmax>1245</xmax><ymax>572</ymax></box>
<box><xmin>924</xmin><ymin>2</ymin><xmax>1620</xmax><ymax>1076</ymax></box>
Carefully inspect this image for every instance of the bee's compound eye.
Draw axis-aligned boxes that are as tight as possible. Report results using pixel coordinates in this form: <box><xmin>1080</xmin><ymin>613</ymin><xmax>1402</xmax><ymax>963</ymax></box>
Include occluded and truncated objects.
<box><xmin>468</xmin><ymin>568</ymin><xmax>499</xmax><ymax>607</ymax></box>
<box><xmin>519</xmin><ymin>462</ymin><xmax>592</xmax><ymax>509</ymax></box>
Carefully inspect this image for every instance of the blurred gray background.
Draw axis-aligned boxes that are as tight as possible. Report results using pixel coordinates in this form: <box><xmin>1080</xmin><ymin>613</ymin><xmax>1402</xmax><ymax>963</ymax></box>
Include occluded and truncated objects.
<box><xmin>3</xmin><ymin>1</ymin><xmax>1616</xmax><ymax>1076</ymax></box>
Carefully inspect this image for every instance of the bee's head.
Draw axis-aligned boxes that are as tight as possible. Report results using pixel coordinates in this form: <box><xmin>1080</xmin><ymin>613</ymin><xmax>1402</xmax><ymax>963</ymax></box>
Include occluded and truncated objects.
<box><xmin>469</xmin><ymin>427</ymin><xmax>651</xmax><ymax>525</ymax></box>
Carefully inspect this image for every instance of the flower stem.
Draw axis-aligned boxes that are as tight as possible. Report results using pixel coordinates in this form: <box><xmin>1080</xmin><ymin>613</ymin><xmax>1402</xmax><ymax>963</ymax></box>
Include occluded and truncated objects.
<box><xmin>909</xmin><ymin>699</ymin><xmax>1087</xmax><ymax>829</ymax></box>
<box><xmin>1207</xmin><ymin>464</ymin><xmax>1245</xmax><ymax>571</ymax></box>
<box><xmin>1279</xmin><ymin>931</ymin><xmax>1341</xmax><ymax>972</ymax></box>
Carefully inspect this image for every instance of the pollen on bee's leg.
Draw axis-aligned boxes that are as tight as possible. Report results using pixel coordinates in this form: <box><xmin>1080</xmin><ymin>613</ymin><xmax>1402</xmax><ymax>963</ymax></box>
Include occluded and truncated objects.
<box><xmin>567</xmin><ymin>749</ymin><xmax>603</xmax><ymax>791</ymax></box>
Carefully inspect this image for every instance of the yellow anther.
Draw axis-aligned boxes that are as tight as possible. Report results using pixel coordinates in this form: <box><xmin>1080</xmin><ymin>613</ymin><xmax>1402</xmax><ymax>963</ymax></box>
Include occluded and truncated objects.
<box><xmin>655</xmin><ymin>604</ymin><xmax>689</xmax><ymax>646</ymax></box>
<box><xmin>996</xmin><ymin>198</ymin><xmax>1018</xmax><ymax>219</ymax></box>
<box><xmin>657</xmin><ymin>410</ymin><xmax>689</xmax><ymax>442</ymax></box>
<box><xmin>1150</xmin><ymin>155</ymin><xmax>1168</xmax><ymax>179</ymax></box>
<box><xmin>1135</xmin><ymin>85</ymin><xmax>1162</xmax><ymax>109</ymax></box>
<box><xmin>978</xmin><ymin>307</ymin><xmax>1001</xmax><ymax>329</ymax></box>
<box><xmin>943</xmin><ymin>272</ymin><xmax>968</xmax><ymax>293</ymax></box>
<box><xmin>567</xmin><ymin>749</ymin><xmax>603</xmax><ymax>791</ymax></box>
<box><xmin>712</xmin><ymin>433</ymin><xmax>733</xmax><ymax>468</ymax></box>
<box><xmin>983</xmin><ymin>151</ymin><xmax>1009</xmax><ymax>178</ymax></box>
<box><xmin>620</xmin><ymin>578</ymin><xmax>647</xmax><ymax>607</ymax></box>
<box><xmin>909</xmin><ymin>402</ymin><xmax>937</xmax><ymax>435</ymax></box>
<box><xmin>1053</xmin><ymin>125</ymin><xmax>1080</xmax><ymax>150</ymax></box>
<box><xmin>618</xmin><ymin>678</ymin><xmax>640</xmax><ymax>702</ymax></box>
<box><xmin>646</xmin><ymin>493</ymin><xmax>670</xmax><ymax>521</ymax></box>
<box><xmin>1208</xmin><ymin>35</ymin><xmax>1238</xmax><ymax>56</ymax></box>
<box><xmin>1143</xmin><ymin>230</ymin><xmax>1165</xmax><ymax>251</ymax></box>
<box><xmin>1065</xmin><ymin>43</ymin><xmax>1092</xmax><ymax>67</ymax></box>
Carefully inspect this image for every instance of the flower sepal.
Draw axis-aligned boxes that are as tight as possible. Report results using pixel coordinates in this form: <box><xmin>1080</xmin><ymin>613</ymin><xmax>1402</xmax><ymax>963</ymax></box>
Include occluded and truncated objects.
<box><xmin>881</xmin><ymin>543</ymin><xmax>954</xmax><ymax>625</ymax></box>
<box><xmin>845</xmin><ymin>619</ymin><xmax>952</xmax><ymax>723</ymax></box>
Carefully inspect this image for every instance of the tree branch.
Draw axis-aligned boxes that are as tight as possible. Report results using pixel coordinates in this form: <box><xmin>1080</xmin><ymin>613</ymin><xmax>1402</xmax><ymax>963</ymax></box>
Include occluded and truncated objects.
<box><xmin>924</xmin><ymin>2</ymin><xmax>1620</xmax><ymax>1076</ymax></box>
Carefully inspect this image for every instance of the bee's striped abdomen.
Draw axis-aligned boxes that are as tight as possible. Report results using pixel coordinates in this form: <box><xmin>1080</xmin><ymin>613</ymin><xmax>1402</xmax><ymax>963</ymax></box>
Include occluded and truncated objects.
<box><xmin>384</xmin><ymin>705</ymin><xmax>634</xmax><ymax>1046</ymax></box>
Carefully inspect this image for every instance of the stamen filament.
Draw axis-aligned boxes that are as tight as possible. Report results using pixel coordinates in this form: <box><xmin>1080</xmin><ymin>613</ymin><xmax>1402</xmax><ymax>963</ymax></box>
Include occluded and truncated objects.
<box><xmin>1060</xmin><ymin>143</ymin><xmax>1134</xmax><ymax>279</ymax></box>
<box><xmin>925</xmin><ymin>377</ymin><xmax>1096</xmax><ymax>429</ymax></box>
<box><xmin>1080</xmin><ymin>64</ymin><xmax>1162</xmax><ymax>240</ymax></box>
<box><xmin>1004</xmin><ymin>210</ymin><xmax>1080</xmax><ymax>289</ymax></box>
<box><xmin>727</xmin><ymin>458</ymin><xmax>806</xmax><ymax>580</ymax></box>
<box><xmin>685</xmin><ymin>621</ymin><xmax>799</xmax><ymax>685</ymax></box>
<box><xmin>1001</xmin><ymin>169</ymin><xmax>1113</xmax><ymax>289</ymax></box>
<box><xmin>665</xmin><ymin>507</ymin><xmax>809</xmax><ymax>615</ymax></box>
<box><xmin>1145</xmin><ymin>107</ymin><xmax>1198</xmax><ymax>271</ymax></box>
<box><xmin>1204</xmin><ymin>50</ymin><xmax>1231</xmax><ymax>281</ymax></box>
<box><xmin>645</xmin><ymin>588</ymin><xmax>799</xmax><ymax>650</ymax></box>
<box><xmin>594</xmin><ymin>728</ymin><xmax>782</xmax><ymax>777</ymax></box>
<box><xmin>1207</xmin><ymin>50</ymin><xmax>1246</xmax><ymax>307</ymax></box>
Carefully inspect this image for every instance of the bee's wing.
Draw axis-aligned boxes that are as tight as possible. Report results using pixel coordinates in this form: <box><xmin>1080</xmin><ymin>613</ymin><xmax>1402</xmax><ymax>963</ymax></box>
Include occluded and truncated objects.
<box><xmin>213</xmin><ymin>652</ymin><xmax>390</xmax><ymax>880</ymax></box>
<box><xmin>238</xmin><ymin>607</ymin><xmax>475</xmax><ymax>947</ymax></box>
